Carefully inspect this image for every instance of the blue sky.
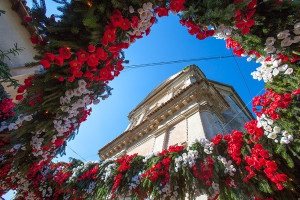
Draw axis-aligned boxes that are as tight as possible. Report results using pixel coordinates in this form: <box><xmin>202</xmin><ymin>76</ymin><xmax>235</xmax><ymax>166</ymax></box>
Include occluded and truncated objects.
<box><xmin>3</xmin><ymin>1</ymin><xmax>264</xmax><ymax>199</ymax></box>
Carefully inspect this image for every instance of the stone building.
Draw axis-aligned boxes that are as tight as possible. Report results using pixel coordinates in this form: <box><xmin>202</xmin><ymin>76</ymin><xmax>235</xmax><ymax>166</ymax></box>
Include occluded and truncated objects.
<box><xmin>0</xmin><ymin>0</ymin><xmax>40</xmax><ymax>100</ymax></box>
<box><xmin>98</xmin><ymin>65</ymin><xmax>253</xmax><ymax>160</ymax></box>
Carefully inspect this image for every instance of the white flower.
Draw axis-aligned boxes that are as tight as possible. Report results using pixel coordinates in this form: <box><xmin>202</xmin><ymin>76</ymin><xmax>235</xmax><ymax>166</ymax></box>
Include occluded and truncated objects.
<box><xmin>264</xmin><ymin>46</ymin><xmax>276</xmax><ymax>54</ymax></box>
<box><xmin>61</xmin><ymin>106</ymin><xmax>69</xmax><ymax>112</ymax></box>
<box><xmin>293</xmin><ymin>36</ymin><xmax>300</xmax><ymax>43</ymax></box>
<box><xmin>281</xmin><ymin>37</ymin><xmax>293</xmax><ymax>47</ymax></box>
<box><xmin>60</xmin><ymin>96</ymin><xmax>66</xmax><ymax>105</ymax></box>
<box><xmin>129</xmin><ymin>6</ymin><xmax>134</xmax><ymax>13</ymax></box>
<box><xmin>78</xmin><ymin>79</ymin><xmax>86</xmax><ymax>87</ymax></box>
<box><xmin>73</xmin><ymin>88</ymin><xmax>82</xmax><ymax>96</ymax></box>
<box><xmin>288</xmin><ymin>135</ymin><xmax>293</xmax><ymax>141</ymax></box>
<box><xmin>265</xmin><ymin>125</ymin><xmax>272</xmax><ymax>132</ymax></box>
<box><xmin>294</xmin><ymin>22</ymin><xmax>300</xmax><ymax>35</ymax></box>
<box><xmin>282</xmin><ymin>131</ymin><xmax>289</xmax><ymax>137</ymax></box>
<box><xmin>267</xmin><ymin>119</ymin><xmax>273</xmax><ymax>125</ymax></box>
<box><xmin>143</xmin><ymin>2</ymin><xmax>152</xmax><ymax>10</ymax></box>
<box><xmin>268</xmin><ymin>132</ymin><xmax>277</xmax><ymax>139</ymax></box>
<box><xmin>273</xmin><ymin>126</ymin><xmax>281</xmax><ymax>133</ymax></box>
<box><xmin>284</xmin><ymin>68</ymin><xmax>293</xmax><ymax>75</ymax></box>
<box><xmin>278</xmin><ymin>64</ymin><xmax>288</xmax><ymax>71</ymax></box>
<box><xmin>280</xmin><ymin>137</ymin><xmax>290</xmax><ymax>144</ymax></box>
<box><xmin>277</xmin><ymin>30</ymin><xmax>290</xmax><ymax>39</ymax></box>
<box><xmin>78</xmin><ymin>87</ymin><xmax>86</xmax><ymax>94</ymax></box>
<box><xmin>256</xmin><ymin>121</ymin><xmax>262</xmax><ymax>128</ymax></box>
<box><xmin>65</xmin><ymin>90</ymin><xmax>73</xmax><ymax>98</ymax></box>
<box><xmin>265</xmin><ymin>37</ymin><xmax>276</xmax><ymax>46</ymax></box>
<box><xmin>272</xmin><ymin>59</ymin><xmax>281</xmax><ymax>68</ymax></box>
<box><xmin>138</xmin><ymin>8</ymin><xmax>145</xmax><ymax>14</ymax></box>
<box><xmin>24</xmin><ymin>115</ymin><xmax>33</xmax><ymax>121</ymax></box>
<box><xmin>272</xmin><ymin>68</ymin><xmax>279</xmax><ymax>76</ymax></box>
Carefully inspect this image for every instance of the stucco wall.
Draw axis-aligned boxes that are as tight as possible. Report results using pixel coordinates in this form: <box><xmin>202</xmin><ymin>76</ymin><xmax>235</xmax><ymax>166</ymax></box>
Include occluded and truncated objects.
<box><xmin>153</xmin><ymin>132</ymin><xmax>165</xmax><ymax>152</ymax></box>
<box><xmin>126</xmin><ymin>136</ymin><xmax>155</xmax><ymax>156</ymax></box>
<box><xmin>222</xmin><ymin>95</ymin><xmax>250</xmax><ymax>132</ymax></box>
<box><xmin>0</xmin><ymin>0</ymin><xmax>37</xmax><ymax>71</ymax></box>
<box><xmin>187</xmin><ymin>112</ymin><xmax>205</xmax><ymax>143</ymax></box>
<box><xmin>200</xmin><ymin>111</ymin><xmax>220</xmax><ymax>140</ymax></box>
<box><xmin>165</xmin><ymin>119</ymin><xmax>187</xmax><ymax>148</ymax></box>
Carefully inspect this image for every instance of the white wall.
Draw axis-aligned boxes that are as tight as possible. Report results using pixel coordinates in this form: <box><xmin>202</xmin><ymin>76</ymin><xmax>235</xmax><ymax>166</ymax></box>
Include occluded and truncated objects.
<box><xmin>0</xmin><ymin>0</ymin><xmax>38</xmax><ymax>73</ymax></box>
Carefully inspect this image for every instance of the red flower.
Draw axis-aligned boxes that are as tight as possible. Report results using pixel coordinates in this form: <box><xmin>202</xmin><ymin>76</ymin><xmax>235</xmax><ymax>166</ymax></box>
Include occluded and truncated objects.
<box><xmin>54</xmin><ymin>56</ymin><xmax>64</xmax><ymax>66</ymax></box>
<box><xmin>246</xmin><ymin>9</ymin><xmax>256</xmax><ymax>20</ymax></box>
<box><xmin>97</xmin><ymin>48</ymin><xmax>108</xmax><ymax>61</ymax></box>
<box><xmin>84</xmin><ymin>71</ymin><xmax>94</xmax><ymax>78</ymax></box>
<box><xmin>276</xmin><ymin>183</ymin><xmax>284</xmax><ymax>190</ymax></box>
<box><xmin>260</xmin><ymin>150</ymin><xmax>269</xmax><ymax>159</ymax></box>
<box><xmin>87</xmin><ymin>58</ymin><xmax>99</xmax><ymax>67</ymax></box>
<box><xmin>120</xmin><ymin>18</ymin><xmax>131</xmax><ymax>30</ymax></box>
<box><xmin>103</xmin><ymin>29</ymin><xmax>116</xmax><ymax>43</ymax></box>
<box><xmin>88</xmin><ymin>45</ymin><xmax>96</xmax><ymax>52</ymax></box>
<box><xmin>110</xmin><ymin>15</ymin><xmax>123</xmax><ymax>27</ymax></box>
<box><xmin>145</xmin><ymin>27</ymin><xmax>151</xmax><ymax>36</ymax></box>
<box><xmin>196</xmin><ymin>32</ymin><xmax>206</xmax><ymax>40</ymax></box>
<box><xmin>131</xmin><ymin>16</ymin><xmax>139</xmax><ymax>28</ymax></box>
<box><xmin>40</xmin><ymin>59</ymin><xmax>51</xmax><ymax>68</ymax></box>
<box><xmin>59</xmin><ymin>46</ymin><xmax>71</xmax><ymax>59</ymax></box>
<box><xmin>241</xmin><ymin>27</ymin><xmax>250</xmax><ymax>34</ymax></box>
<box><xmin>17</xmin><ymin>85</ymin><xmax>25</xmax><ymax>93</ymax></box>
<box><xmin>73</xmin><ymin>70</ymin><xmax>83</xmax><ymax>78</ymax></box>
<box><xmin>246</xmin><ymin>19</ymin><xmax>255</xmax><ymax>27</ymax></box>
<box><xmin>102</xmin><ymin>39</ymin><xmax>108</xmax><ymax>47</ymax></box>
<box><xmin>266</xmin><ymin>161</ymin><xmax>278</xmax><ymax>171</ymax></box>
<box><xmin>205</xmin><ymin>30</ymin><xmax>215</xmax><ymax>37</ymax></box>
<box><xmin>156</xmin><ymin>163</ymin><xmax>162</xmax><ymax>170</ymax></box>
<box><xmin>235</xmin><ymin>20</ymin><xmax>246</xmax><ymax>29</ymax></box>
<box><xmin>169</xmin><ymin>0</ymin><xmax>184</xmax><ymax>13</ymax></box>
<box><xmin>58</xmin><ymin>77</ymin><xmax>64</xmax><ymax>82</ymax></box>
<box><xmin>247</xmin><ymin>0</ymin><xmax>257</xmax><ymax>9</ymax></box>
<box><xmin>24</xmin><ymin>16</ymin><xmax>32</xmax><ymax>22</ymax></box>
<box><xmin>30</xmin><ymin>37</ymin><xmax>39</xmax><ymax>44</ymax></box>
<box><xmin>68</xmin><ymin>76</ymin><xmax>75</xmax><ymax>82</ymax></box>
<box><xmin>275</xmin><ymin>174</ymin><xmax>287</xmax><ymax>182</ymax></box>
<box><xmin>45</xmin><ymin>53</ymin><xmax>55</xmax><ymax>61</ymax></box>
<box><xmin>292</xmin><ymin>89</ymin><xmax>300</xmax><ymax>95</ymax></box>
<box><xmin>76</xmin><ymin>50</ymin><xmax>89</xmax><ymax>62</ymax></box>
<box><xmin>16</xmin><ymin>95</ymin><xmax>23</xmax><ymax>101</ymax></box>
<box><xmin>69</xmin><ymin>60</ymin><xmax>82</xmax><ymax>68</ymax></box>
<box><xmin>155</xmin><ymin>7</ymin><xmax>169</xmax><ymax>17</ymax></box>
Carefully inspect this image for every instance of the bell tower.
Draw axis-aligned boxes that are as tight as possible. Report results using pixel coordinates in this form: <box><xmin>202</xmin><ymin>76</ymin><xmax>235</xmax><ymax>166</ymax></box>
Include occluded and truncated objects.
<box><xmin>98</xmin><ymin>65</ymin><xmax>253</xmax><ymax>160</ymax></box>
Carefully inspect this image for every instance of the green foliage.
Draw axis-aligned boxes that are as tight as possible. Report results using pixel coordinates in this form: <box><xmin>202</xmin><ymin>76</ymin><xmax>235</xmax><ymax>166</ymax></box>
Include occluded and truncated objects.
<box><xmin>0</xmin><ymin>43</ymin><xmax>23</xmax><ymax>88</ymax></box>
<box><xmin>0</xmin><ymin>0</ymin><xmax>299</xmax><ymax>199</ymax></box>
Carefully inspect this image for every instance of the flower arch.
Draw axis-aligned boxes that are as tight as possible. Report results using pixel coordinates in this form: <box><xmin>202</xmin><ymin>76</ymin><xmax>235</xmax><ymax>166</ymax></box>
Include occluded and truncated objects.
<box><xmin>0</xmin><ymin>0</ymin><xmax>299</xmax><ymax>199</ymax></box>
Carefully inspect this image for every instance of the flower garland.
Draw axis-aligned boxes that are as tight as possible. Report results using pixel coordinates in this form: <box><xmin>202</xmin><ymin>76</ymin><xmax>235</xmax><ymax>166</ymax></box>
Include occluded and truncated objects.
<box><xmin>0</xmin><ymin>0</ymin><xmax>299</xmax><ymax>199</ymax></box>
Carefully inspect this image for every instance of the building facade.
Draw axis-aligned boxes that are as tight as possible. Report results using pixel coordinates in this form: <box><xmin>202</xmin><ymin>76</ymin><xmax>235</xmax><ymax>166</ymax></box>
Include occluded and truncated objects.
<box><xmin>98</xmin><ymin>65</ymin><xmax>253</xmax><ymax>160</ymax></box>
<box><xmin>0</xmin><ymin>0</ymin><xmax>40</xmax><ymax>100</ymax></box>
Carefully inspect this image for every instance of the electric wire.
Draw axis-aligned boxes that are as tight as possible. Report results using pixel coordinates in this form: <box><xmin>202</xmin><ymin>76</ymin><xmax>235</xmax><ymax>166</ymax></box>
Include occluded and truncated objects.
<box><xmin>231</xmin><ymin>50</ymin><xmax>253</xmax><ymax>100</ymax></box>
<box><xmin>67</xmin><ymin>146</ymin><xmax>87</xmax><ymax>162</ymax></box>
<box><xmin>122</xmin><ymin>55</ymin><xmax>235</xmax><ymax>72</ymax></box>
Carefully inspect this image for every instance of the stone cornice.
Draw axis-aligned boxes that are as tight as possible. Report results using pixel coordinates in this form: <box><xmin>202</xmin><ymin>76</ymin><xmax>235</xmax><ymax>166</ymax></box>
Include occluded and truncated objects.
<box><xmin>128</xmin><ymin>64</ymin><xmax>205</xmax><ymax>118</ymax></box>
<box><xmin>98</xmin><ymin>82</ymin><xmax>198</xmax><ymax>159</ymax></box>
<box><xmin>207</xmin><ymin>79</ymin><xmax>254</xmax><ymax>120</ymax></box>
<box><xmin>98</xmin><ymin>79</ymin><xmax>231</xmax><ymax>159</ymax></box>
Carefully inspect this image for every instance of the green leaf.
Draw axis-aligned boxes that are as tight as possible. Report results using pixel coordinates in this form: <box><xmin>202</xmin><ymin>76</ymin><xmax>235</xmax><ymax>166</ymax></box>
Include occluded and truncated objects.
<box><xmin>275</xmin><ymin>144</ymin><xmax>285</xmax><ymax>154</ymax></box>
